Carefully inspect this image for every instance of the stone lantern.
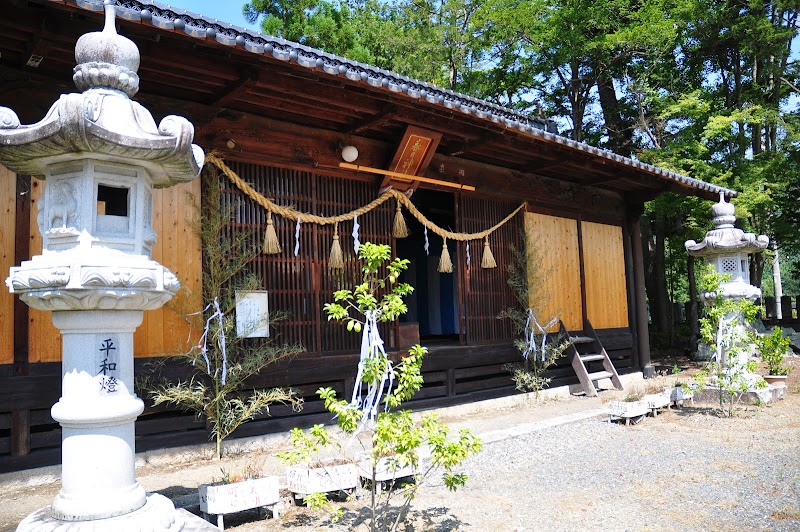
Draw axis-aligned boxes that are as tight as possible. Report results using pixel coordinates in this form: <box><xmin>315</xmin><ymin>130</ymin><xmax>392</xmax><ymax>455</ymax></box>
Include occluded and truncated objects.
<box><xmin>685</xmin><ymin>193</ymin><xmax>769</xmax><ymax>368</ymax></box>
<box><xmin>0</xmin><ymin>3</ymin><xmax>204</xmax><ymax>530</ymax></box>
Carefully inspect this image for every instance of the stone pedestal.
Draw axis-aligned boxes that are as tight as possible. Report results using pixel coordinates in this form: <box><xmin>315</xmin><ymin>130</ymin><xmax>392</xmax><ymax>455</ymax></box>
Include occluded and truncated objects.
<box><xmin>50</xmin><ymin>310</ymin><xmax>145</xmax><ymax>520</ymax></box>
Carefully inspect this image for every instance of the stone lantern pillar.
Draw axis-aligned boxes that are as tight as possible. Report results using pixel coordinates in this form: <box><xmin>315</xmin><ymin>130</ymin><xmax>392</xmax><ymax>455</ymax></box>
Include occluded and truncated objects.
<box><xmin>685</xmin><ymin>193</ymin><xmax>768</xmax><ymax>370</ymax></box>
<box><xmin>0</xmin><ymin>4</ymin><xmax>203</xmax><ymax>530</ymax></box>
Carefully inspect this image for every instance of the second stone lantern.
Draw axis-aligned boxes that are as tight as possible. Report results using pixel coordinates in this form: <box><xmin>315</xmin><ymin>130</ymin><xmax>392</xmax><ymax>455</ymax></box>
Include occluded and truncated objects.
<box><xmin>0</xmin><ymin>2</ymin><xmax>204</xmax><ymax>530</ymax></box>
<box><xmin>685</xmin><ymin>193</ymin><xmax>769</xmax><ymax>369</ymax></box>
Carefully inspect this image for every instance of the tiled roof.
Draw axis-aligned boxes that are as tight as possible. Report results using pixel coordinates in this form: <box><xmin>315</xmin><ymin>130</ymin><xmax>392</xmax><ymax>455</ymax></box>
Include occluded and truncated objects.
<box><xmin>74</xmin><ymin>0</ymin><xmax>736</xmax><ymax>197</ymax></box>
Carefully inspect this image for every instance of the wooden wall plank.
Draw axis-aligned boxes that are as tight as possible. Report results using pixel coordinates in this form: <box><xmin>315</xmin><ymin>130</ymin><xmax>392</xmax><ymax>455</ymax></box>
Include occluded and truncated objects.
<box><xmin>135</xmin><ymin>179</ymin><xmax>202</xmax><ymax>357</ymax></box>
<box><xmin>524</xmin><ymin>212</ymin><xmax>582</xmax><ymax>330</ymax></box>
<box><xmin>582</xmin><ymin>221</ymin><xmax>629</xmax><ymax>329</ymax></box>
<box><xmin>0</xmin><ymin>165</ymin><xmax>15</xmax><ymax>365</ymax></box>
<box><xmin>27</xmin><ymin>178</ymin><xmax>61</xmax><ymax>363</ymax></box>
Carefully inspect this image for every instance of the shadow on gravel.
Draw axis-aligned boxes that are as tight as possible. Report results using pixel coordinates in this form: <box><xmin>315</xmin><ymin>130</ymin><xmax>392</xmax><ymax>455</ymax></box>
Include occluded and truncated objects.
<box><xmin>274</xmin><ymin>505</ymin><xmax>466</xmax><ymax>531</ymax></box>
<box><xmin>668</xmin><ymin>405</ymin><xmax>719</xmax><ymax>417</ymax></box>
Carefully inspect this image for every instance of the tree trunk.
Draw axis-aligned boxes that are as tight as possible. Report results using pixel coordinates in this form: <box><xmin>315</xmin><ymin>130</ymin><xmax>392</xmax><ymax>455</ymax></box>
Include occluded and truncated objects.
<box><xmin>751</xmin><ymin>252</ymin><xmax>765</xmax><ymax>288</ymax></box>
<box><xmin>596</xmin><ymin>69</ymin><xmax>633</xmax><ymax>157</ymax></box>
<box><xmin>688</xmin><ymin>255</ymin><xmax>699</xmax><ymax>354</ymax></box>
<box><xmin>652</xmin><ymin>212</ymin><xmax>673</xmax><ymax>343</ymax></box>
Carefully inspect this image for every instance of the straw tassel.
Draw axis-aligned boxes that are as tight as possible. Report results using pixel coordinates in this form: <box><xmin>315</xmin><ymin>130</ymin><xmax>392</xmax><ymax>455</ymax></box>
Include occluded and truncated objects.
<box><xmin>481</xmin><ymin>235</ymin><xmax>497</xmax><ymax>269</ymax></box>
<box><xmin>263</xmin><ymin>211</ymin><xmax>281</xmax><ymax>254</ymax></box>
<box><xmin>393</xmin><ymin>201</ymin><xmax>409</xmax><ymax>238</ymax></box>
<box><xmin>329</xmin><ymin>223</ymin><xmax>344</xmax><ymax>270</ymax></box>
<box><xmin>438</xmin><ymin>237</ymin><xmax>453</xmax><ymax>273</ymax></box>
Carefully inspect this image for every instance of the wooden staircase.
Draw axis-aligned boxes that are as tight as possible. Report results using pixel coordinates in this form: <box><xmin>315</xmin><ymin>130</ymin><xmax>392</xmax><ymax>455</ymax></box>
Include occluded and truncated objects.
<box><xmin>560</xmin><ymin>320</ymin><xmax>623</xmax><ymax>397</ymax></box>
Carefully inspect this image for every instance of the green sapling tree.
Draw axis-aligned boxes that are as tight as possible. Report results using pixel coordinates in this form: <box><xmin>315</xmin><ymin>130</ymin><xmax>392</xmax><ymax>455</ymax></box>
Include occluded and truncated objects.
<box><xmin>282</xmin><ymin>242</ymin><xmax>482</xmax><ymax>532</ymax></box>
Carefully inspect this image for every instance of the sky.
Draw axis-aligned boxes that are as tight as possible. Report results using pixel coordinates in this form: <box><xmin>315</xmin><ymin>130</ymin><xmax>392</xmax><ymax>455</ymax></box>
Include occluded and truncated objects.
<box><xmin>158</xmin><ymin>1</ymin><xmax>260</xmax><ymax>32</ymax></box>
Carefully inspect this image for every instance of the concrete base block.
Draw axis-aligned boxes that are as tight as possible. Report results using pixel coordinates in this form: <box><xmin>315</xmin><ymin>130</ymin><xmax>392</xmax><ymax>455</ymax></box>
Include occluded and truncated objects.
<box><xmin>692</xmin><ymin>383</ymin><xmax>786</xmax><ymax>405</ymax></box>
<box><xmin>17</xmin><ymin>493</ymin><xmax>187</xmax><ymax>531</ymax></box>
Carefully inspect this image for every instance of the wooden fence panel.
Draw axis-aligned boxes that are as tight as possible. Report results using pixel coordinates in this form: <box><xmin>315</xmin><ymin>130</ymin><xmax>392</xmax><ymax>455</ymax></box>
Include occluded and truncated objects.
<box><xmin>524</xmin><ymin>212</ymin><xmax>582</xmax><ymax>331</ymax></box>
<box><xmin>0</xmin><ymin>166</ymin><xmax>14</xmax><ymax>365</ymax></box>
<box><xmin>582</xmin><ymin>221</ymin><xmax>629</xmax><ymax>329</ymax></box>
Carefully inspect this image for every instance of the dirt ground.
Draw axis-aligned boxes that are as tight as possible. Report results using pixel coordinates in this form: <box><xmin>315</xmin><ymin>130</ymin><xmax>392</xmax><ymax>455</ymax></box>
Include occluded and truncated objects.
<box><xmin>216</xmin><ymin>357</ymin><xmax>800</xmax><ymax>531</ymax></box>
<box><xmin>1</xmin><ymin>356</ymin><xmax>798</xmax><ymax>531</ymax></box>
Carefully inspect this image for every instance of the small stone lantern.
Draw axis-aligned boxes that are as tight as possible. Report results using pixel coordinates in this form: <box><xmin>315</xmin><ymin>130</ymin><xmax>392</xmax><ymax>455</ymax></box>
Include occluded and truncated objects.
<box><xmin>685</xmin><ymin>193</ymin><xmax>768</xmax><ymax>368</ymax></box>
<box><xmin>0</xmin><ymin>4</ymin><xmax>203</xmax><ymax>530</ymax></box>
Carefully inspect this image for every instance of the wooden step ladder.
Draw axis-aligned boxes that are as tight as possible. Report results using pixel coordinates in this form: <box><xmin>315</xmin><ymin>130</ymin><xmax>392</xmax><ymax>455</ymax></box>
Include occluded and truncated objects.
<box><xmin>560</xmin><ymin>319</ymin><xmax>623</xmax><ymax>397</ymax></box>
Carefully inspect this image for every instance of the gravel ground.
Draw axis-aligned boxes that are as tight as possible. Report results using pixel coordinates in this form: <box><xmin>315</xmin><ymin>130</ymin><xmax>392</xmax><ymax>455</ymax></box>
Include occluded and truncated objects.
<box><xmin>227</xmin><ymin>394</ymin><xmax>800</xmax><ymax>532</ymax></box>
<box><xmin>2</xmin><ymin>361</ymin><xmax>799</xmax><ymax>532</ymax></box>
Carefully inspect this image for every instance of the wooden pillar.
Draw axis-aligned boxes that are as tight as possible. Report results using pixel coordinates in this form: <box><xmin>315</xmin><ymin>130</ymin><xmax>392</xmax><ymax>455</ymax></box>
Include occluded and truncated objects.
<box><xmin>622</xmin><ymin>219</ymin><xmax>640</xmax><ymax>368</ymax></box>
<box><xmin>764</xmin><ymin>297</ymin><xmax>776</xmax><ymax>319</ymax></box>
<box><xmin>11</xmin><ymin>409</ymin><xmax>30</xmax><ymax>456</ymax></box>
<box><xmin>780</xmin><ymin>296</ymin><xmax>792</xmax><ymax>321</ymax></box>
<box><xmin>14</xmin><ymin>175</ymin><xmax>31</xmax><ymax>376</ymax></box>
<box><xmin>630</xmin><ymin>217</ymin><xmax>653</xmax><ymax>377</ymax></box>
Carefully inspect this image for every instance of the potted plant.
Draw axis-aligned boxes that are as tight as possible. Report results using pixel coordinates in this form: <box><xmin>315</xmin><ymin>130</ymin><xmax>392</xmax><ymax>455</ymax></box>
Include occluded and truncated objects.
<box><xmin>149</xmin><ymin>174</ymin><xmax>302</xmax><ymax>460</ymax></box>
<box><xmin>669</xmin><ymin>381</ymin><xmax>696</xmax><ymax>405</ymax></box>
<box><xmin>608</xmin><ymin>387</ymin><xmax>650</xmax><ymax>424</ymax></box>
<box><xmin>754</xmin><ymin>328</ymin><xmax>792</xmax><ymax>385</ymax></box>
<box><xmin>641</xmin><ymin>378</ymin><xmax>671</xmax><ymax>413</ymax></box>
<box><xmin>279</xmin><ymin>425</ymin><xmax>359</xmax><ymax>504</ymax></box>
<box><xmin>199</xmin><ymin>463</ymin><xmax>281</xmax><ymax>530</ymax></box>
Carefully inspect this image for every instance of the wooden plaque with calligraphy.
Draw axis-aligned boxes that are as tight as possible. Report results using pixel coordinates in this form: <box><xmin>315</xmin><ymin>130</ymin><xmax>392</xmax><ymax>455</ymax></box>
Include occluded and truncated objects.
<box><xmin>382</xmin><ymin>126</ymin><xmax>442</xmax><ymax>192</ymax></box>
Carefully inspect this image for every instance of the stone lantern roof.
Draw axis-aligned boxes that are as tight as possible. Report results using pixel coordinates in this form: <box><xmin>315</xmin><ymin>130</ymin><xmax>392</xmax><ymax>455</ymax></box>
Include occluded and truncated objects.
<box><xmin>685</xmin><ymin>193</ymin><xmax>769</xmax><ymax>257</ymax></box>
<box><xmin>0</xmin><ymin>2</ymin><xmax>203</xmax><ymax>184</ymax></box>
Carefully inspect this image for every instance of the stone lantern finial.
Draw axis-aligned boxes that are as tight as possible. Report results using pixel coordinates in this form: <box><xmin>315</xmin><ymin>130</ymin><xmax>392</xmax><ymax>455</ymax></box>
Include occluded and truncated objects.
<box><xmin>711</xmin><ymin>193</ymin><xmax>736</xmax><ymax>229</ymax></box>
<box><xmin>73</xmin><ymin>2</ymin><xmax>140</xmax><ymax>97</ymax></box>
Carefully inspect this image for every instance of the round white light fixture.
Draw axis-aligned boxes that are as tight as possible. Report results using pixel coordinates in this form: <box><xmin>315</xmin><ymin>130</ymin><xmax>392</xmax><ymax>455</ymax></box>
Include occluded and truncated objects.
<box><xmin>341</xmin><ymin>145</ymin><xmax>359</xmax><ymax>163</ymax></box>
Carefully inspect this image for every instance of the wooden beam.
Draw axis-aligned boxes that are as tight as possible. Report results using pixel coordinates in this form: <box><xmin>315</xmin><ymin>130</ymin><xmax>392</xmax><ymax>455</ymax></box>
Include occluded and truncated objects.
<box><xmin>11</xmin><ymin>410</ymin><xmax>30</xmax><ymax>457</ymax></box>
<box><xmin>338</xmin><ymin>162</ymin><xmax>475</xmax><ymax>191</ymax></box>
<box><xmin>347</xmin><ymin>105</ymin><xmax>398</xmax><ymax>134</ymax></box>
<box><xmin>212</xmin><ymin>71</ymin><xmax>259</xmax><ymax>107</ymax></box>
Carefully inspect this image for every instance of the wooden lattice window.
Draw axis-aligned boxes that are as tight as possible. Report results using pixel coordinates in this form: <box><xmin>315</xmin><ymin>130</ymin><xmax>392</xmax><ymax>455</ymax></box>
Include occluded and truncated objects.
<box><xmin>460</xmin><ymin>195</ymin><xmax>519</xmax><ymax>344</ymax></box>
<box><xmin>221</xmin><ymin>162</ymin><xmax>394</xmax><ymax>356</ymax></box>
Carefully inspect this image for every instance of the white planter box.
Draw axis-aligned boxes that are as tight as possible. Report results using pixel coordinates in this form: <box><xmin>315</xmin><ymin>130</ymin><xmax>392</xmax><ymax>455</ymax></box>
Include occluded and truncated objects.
<box><xmin>643</xmin><ymin>390</ymin><xmax>671</xmax><ymax>410</ymax></box>
<box><xmin>199</xmin><ymin>476</ymin><xmax>281</xmax><ymax>529</ymax></box>
<box><xmin>358</xmin><ymin>456</ymin><xmax>416</xmax><ymax>483</ymax></box>
<box><xmin>670</xmin><ymin>386</ymin><xmax>694</xmax><ymax>404</ymax></box>
<box><xmin>609</xmin><ymin>400</ymin><xmax>649</xmax><ymax>420</ymax></box>
<box><xmin>286</xmin><ymin>461</ymin><xmax>359</xmax><ymax>496</ymax></box>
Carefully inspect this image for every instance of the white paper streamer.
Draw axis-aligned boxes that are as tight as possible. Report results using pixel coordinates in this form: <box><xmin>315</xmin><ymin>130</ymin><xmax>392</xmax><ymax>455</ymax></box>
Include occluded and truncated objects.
<box><xmin>352</xmin><ymin>215</ymin><xmax>360</xmax><ymax>254</ymax></box>
<box><xmin>714</xmin><ymin>315</ymin><xmax>737</xmax><ymax>363</ymax></box>
<box><xmin>195</xmin><ymin>298</ymin><xmax>227</xmax><ymax>384</ymax></box>
<box><xmin>294</xmin><ymin>219</ymin><xmax>301</xmax><ymax>256</ymax></box>
<box><xmin>523</xmin><ymin>308</ymin><xmax>558</xmax><ymax>361</ymax></box>
<box><xmin>466</xmin><ymin>241</ymin><xmax>471</xmax><ymax>268</ymax></box>
<box><xmin>423</xmin><ymin>225</ymin><xmax>429</xmax><ymax>255</ymax></box>
<box><xmin>350</xmin><ymin>310</ymin><xmax>394</xmax><ymax>427</ymax></box>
